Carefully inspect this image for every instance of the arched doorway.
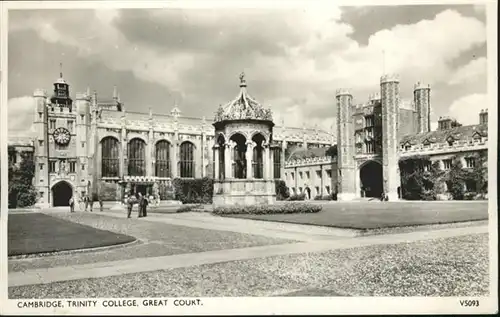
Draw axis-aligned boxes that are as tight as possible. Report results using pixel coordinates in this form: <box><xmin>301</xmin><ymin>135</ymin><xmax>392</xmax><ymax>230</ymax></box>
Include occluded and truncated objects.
<box><xmin>52</xmin><ymin>181</ymin><xmax>73</xmax><ymax>207</ymax></box>
<box><xmin>359</xmin><ymin>161</ymin><xmax>383</xmax><ymax>198</ymax></box>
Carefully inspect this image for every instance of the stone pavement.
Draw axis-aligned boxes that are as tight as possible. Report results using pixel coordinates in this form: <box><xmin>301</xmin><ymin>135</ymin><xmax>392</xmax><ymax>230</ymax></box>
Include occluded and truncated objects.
<box><xmin>9</xmin><ymin>209</ymin><xmax>488</xmax><ymax>287</ymax></box>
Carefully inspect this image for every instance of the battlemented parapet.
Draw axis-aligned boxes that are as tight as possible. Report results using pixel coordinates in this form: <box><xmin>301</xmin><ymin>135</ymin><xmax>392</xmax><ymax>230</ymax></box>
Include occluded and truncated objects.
<box><xmin>380</xmin><ymin>73</ymin><xmax>400</xmax><ymax>84</ymax></box>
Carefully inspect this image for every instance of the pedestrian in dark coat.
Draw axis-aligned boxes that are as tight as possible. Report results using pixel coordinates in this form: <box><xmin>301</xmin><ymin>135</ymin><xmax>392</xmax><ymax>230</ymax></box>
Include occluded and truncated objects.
<box><xmin>142</xmin><ymin>196</ymin><xmax>149</xmax><ymax>217</ymax></box>
<box><xmin>137</xmin><ymin>193</ymin><xmax>144</xmax><ymax>218</ymax></box>
<box><xmin>69</xmin><ymin>196</ymin><xmax>75</xmax><ymax>213</ymax></box>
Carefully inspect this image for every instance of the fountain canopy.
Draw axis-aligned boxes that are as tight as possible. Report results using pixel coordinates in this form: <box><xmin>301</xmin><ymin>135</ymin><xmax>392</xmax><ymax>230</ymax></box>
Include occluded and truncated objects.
<box><xmin>213</xmin><ymin>72</ymin><xmax>273</xmax><ymax>126</ymax></box>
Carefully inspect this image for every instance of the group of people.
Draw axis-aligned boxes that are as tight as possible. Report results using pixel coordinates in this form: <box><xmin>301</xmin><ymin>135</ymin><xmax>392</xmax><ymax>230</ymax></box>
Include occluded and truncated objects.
<box><xmin>68</xmin><ymin>194</ymin><xmax>103</xmax><ymax>213</ymax></box>
<box><xmin>126</xmin><ymin>192</ymin><xmax>149</xmax><ymax>218</ymax></box>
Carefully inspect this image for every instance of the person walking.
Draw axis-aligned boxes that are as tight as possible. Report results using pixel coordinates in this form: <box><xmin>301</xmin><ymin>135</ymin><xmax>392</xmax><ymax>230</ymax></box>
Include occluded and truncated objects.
<box><xmin>142</xmin><ymin>194</ymin><xmax>149</xmax><ymax>218</ymax></box>
<box><xmin>137</xmin><ymin>192</ymin><xmax>144</xmax><ymax>218</ymax></box>
<box><xmin>69</xmin><ymin>195</ymin><xmax>75</xmax><ymax>213</ymax></box>
<box><xmin>126</xmin><ymin>193</ymin><xmax>135</xmax><ymax>218</ymax></box>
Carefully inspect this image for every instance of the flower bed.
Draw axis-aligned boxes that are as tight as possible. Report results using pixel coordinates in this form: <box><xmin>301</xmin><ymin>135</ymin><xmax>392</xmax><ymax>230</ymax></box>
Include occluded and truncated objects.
<box><xmin>213</xmin><ymin>202</ymin><xmax>322</xmax><ymax>215</ymax></box>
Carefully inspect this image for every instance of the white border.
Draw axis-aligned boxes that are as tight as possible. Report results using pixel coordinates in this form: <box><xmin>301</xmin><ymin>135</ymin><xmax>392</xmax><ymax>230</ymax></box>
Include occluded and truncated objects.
<box><xmin>0</xmin><ymin>0</ymin><xmax>498</xmax><ymax>315</ymax></box>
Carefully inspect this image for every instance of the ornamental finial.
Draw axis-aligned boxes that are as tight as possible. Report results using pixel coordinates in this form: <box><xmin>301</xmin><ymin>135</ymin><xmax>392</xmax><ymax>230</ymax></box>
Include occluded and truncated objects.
<box><xmin>239</xmin><ymin>72</ymin><xmax>246</xmax><ymax>87</ymax></box>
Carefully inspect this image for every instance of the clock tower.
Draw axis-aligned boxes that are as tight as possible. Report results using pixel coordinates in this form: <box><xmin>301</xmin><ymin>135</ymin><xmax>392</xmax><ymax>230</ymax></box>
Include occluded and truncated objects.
<box><xmin>33</xmin><ymin>67</ymin><xmax>89</xmax><ymax>208</ymax></box>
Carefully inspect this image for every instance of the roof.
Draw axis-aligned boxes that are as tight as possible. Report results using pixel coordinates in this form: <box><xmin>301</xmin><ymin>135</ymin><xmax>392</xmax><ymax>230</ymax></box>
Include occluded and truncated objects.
<box><xmin>287</xmin><ymin>145</ymin><xmax>337</xmax><ymax>160</ymax></box>
<box><xmin>400</xmin><ymin>123</ymin><xmax>488</xmax><ymax>145</ymax></box>
<box><xmin>214</xmin><ymin>73</ymin><xmax>272</xmax><ymax>123</ymax></box>
<box><xmin>8</xmin><ymin>136</ymin><xmax>34</xmax><ymax>147</ymax></box>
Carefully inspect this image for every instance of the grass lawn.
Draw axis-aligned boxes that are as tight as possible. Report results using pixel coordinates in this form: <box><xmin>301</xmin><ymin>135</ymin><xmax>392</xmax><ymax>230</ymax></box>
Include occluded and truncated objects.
<box><xmin>9</xmin><ymin>233</ymin><xmax>488</xmax><ymax>298</ymax></box>
<box><xmin>221</xmin><ymin>201</ymin><xmax>489</xmax><ymax>229</ymax></box>
<box><xmin>8</xmin><ymin>213</ymin><xmax>136</xmax><ymax>256</ymax></box>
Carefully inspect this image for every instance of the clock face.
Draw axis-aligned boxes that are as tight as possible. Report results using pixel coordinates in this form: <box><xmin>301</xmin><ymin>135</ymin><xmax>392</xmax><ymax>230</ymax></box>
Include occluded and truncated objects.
<box><xmin>53</xmin><ymin>127</ymin><xmax>71</xmax><ymax>146</ymax></box>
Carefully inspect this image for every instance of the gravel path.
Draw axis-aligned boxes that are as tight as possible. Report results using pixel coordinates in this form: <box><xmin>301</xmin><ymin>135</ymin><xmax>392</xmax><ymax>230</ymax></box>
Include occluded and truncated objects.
<box><xmin>9</xmin><ymin>212</ymin><xmax>293</xmax><ymax>272</ymax></box>
<box><xmin>9</xmin><ymin>233</ymin><xmax>488</xmax><ymax>298</ymax></box>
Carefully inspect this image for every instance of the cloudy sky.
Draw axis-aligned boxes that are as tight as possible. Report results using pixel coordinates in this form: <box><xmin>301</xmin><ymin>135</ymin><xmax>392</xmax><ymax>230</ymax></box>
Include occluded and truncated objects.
<box><xmin>8</xmin><ymin>4</ymin><xmax>488</xmax><ymax>137</ymax></box>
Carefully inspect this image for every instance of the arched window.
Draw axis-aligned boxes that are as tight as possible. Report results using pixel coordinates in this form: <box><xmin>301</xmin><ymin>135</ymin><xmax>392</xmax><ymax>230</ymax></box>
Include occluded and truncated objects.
<box><xmin>101</xmin><ymin>137</ymin><xmax>120</xmax><ymax>177</ymax></box>
<box><xmin>179</xmin><ymin>141</ymin><xmax>195</xmax><ymax>178</ymax></box>
<box><xmin>272</xmin><ymin>147</ymin><xmax>282</xmax><ymax>179</ymax></box>
<box><xmin>128</xmin><ymin>138</ymin><xmax>146</xmax><ymax>176</ymax></box>
<box><xmin>252</xmin><ymin>134</ymin><xmax>265</xmax><ymax>179</ymax></box>
<box><xmin>230</xmin><ymin>133</ymin><xmax>247</xmax><ymax>179</ymax></box>
<box><xmin>155</xmin><ymin>140</ymin><xmax>171</xmax><ymax>178</ymax></box>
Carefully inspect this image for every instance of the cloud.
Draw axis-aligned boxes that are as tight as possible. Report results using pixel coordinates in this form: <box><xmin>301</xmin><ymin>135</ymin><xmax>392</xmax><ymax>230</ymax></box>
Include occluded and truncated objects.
<box><xmin>8</xmin><ymin>96</ymin><xmax>36</xmax><ymax>137</ymax></box>
<box><xmin>449</xmin><ymin>57</ymin><xmax>487</xmax><ymax>85</ymax></box>
<box><xmin>448</xmin><ymin>93</ymin><xmax>487</xmax><ymax>125</ymax></box>
<box><xmin>8</xmin><ymin>8</ymin><xmax>487</xmax><ymax>133</ymax></box>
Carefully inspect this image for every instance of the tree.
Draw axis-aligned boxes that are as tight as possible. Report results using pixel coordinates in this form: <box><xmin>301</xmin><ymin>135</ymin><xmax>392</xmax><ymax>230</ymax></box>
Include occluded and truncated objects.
<box><xmin>9</xmin><ymin>151</ymin><xmax>37</xmax><ymax>208</ymax></box>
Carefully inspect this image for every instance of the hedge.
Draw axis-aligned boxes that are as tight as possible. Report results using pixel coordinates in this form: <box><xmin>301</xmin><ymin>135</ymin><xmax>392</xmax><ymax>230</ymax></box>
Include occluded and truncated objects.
<box><xmin>288</xmin><ymin>193</ymin><xmax>306</xmax><ymax>201</ymax></box>
<box><xmin>176</xmin><ymin>204</ymin><xmax>204</xmax><ymax>213</ymax></box>
<box><xmin>172</xmin><ymin>177</ymin><xmax>214</xmax><ymax>204</ymax></box>
<box><xmin>213</xmin><ymin>202</ymin><xmax>322</xmax><ymax>215</ymax></box>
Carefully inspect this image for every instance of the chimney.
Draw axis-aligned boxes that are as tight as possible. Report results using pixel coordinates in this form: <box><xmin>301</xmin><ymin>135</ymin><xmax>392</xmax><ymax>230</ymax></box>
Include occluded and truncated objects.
<box><xmin>479</xmin><ymin>109</ymin><xmax>488</xmax><ymax>124</ymax></box>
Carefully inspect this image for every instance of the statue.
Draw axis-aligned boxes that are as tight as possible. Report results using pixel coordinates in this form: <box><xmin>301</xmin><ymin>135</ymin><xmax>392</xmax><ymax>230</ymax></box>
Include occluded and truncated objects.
<box><xmin>239</xmin><ymin>72</ymin><xmax>245</xmax><ymax>84</ymax></box>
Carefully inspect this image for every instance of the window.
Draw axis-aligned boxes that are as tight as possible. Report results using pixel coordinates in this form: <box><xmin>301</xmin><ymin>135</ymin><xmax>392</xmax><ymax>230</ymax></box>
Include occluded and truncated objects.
<box><xmin>423</xmin><ymin>162</ymin><xmax>431</xmax><ymax>172</ymax></box>
<box><xmin>49</xmin><ymin>161</ymin><xmax>56</xmax><ymax>173</ymax></box>
<box><xmin>179</xmin><ymin>141</ymin><xmax>195</xmax><ymax>178</ymax></box>
<box><xmin>465</xmin><ymin>157</ymin><xmax>476</xmax><ymax>168</ymax></box>
<box><xmin>299</xmin><ymin>172</ymin><xmax>303</xmax><ymax>180</ymax></box>
<box><xmin>366</xmin><ymin>141</ymin><xmax>375</xmax><ymax>154</ymax></box>
<box><xmin>39</xmin><ymin>191</ymin><xmax>44</xmax><ymax>198</ymax></box>
<box><xmin>326</xmin><ymin>169</ymin><xmax>332</xmax><ymax>178</ymax></box>
<box><xmin>365</xmin><ymin>116</ymin><xmax>374</xmax><ymax>127</ymax></box>
<box><xmin>38</xmin><ymin>140</ymin><xmax>43</xmax><ymax>147</ymax></box>
<box><xmin>67</xmin><ymin>120</ymin><xmax>74</xmax><ymax>133</ymax></box>
<box><xmin>50</xmin><ymin>119</ymin><xmax>56</xmax><ymax>130</ymax></box>
<box><xmin>305</xmin><ymin>171</ymin><xmax>310</xmax><ymax>180</ymax></box>
<box><xmin>291</xmin><ymin>172</ymin><xmax>295</xmax><ymax>181</ymax></box>
<box><xmin>128</xmin><ymin>138</ymin><xmax>146</xmax><ymax>176</ymax></box>
<box><xmin>39</xmin><ymin>163</ymin><xmax>44</xmax><ymax>171</ymax></box>
<box><xmin>316</xmin><ymin>170</ymin><xmax>322</xmax><ymax>178</ymax></box>
<box><xmin>155</xmin><ymin>140</ymin><xmax>171</xmax><ymax>178</ymax></box>
<box><xmin>443</xmin><ymin>159</ymin><xmax>452</xmax><ymax>170</ymax></box>
<box><xmin>57</xmin><ymin>91</ymin><xmax>65</xmax><ymax>97</ymax></box>
<box><xmin>102</xmin><ymin>137</ymin><xmax>120</xmax><ymax>177</ymax></box>
<box><xmin>465</xmin><ymin>179</ymin><xmax>477</xmax><ymax>192</ymax></box>
<box><xmin>366</xmin><ymin>127</ymin><xmax>374</xmax><ymax>138</ymax></box>
<box><xmin>80</xmin><ymin>115</ymin><xmax>85</xmax><ymax>121</ymax></box>
<box><xmin>81</xmin><ymin>164</ymin><xmax>85</xmax><ymax>171</ymax></box>
<box><xmin>39</xmin><ymin>112</ymin><xmax>43</xmax><ymax>120</ymax></box>
<box><xmin>299</xmin><ymin>187</ymin><xmax>303</xmax><ymax>193</ymax></box>
<box><xmin>326</xmin><ymin>185</ymin><xmax>331</xmax><ymax>194</ymax></box>
<box><xmin>315</xmin><ymin>186</ymin><xmax>320</xmax><ymax>195</ymax></box>
<box><xmin>69</xmin><ymin>161</ymin><xmax>76</xmax><ymax>173</ymax></box>
<box><xmin>272</xmin><ymin>147</ymin><xmax>282</xmax><ymax>179</ymax></box>
<box><xmin>252</xmin><ymin>143</ymin><xmax>263</xmax><ymax>179</ymax></box>
<box><xmin>81</xmin><ymin>142</ymin><xmax>85</xmax><ymax>148</ymax></box>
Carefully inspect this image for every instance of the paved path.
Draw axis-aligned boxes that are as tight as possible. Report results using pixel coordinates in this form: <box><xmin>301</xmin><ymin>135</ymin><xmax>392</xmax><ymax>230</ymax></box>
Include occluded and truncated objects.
<box><xmin>9</xmin><ymin>217</ymin><xmax>487</xmax><ymax>287</ymax></box>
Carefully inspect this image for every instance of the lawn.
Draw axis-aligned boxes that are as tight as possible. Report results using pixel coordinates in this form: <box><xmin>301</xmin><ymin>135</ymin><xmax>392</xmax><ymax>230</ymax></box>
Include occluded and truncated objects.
<box><xmin>8</xmin><ymin>213</ymin><xmax>136</xmax><ymax>256</ymax></box>
<box><xmin>9</xmin><ymin>233</ymin><xmax>488</xmax><ymax>298</ymax></box>
<box><xmin>222</xmin><ymin>201</ymin><xmax>489</xmax><ymax>229</ymax></box>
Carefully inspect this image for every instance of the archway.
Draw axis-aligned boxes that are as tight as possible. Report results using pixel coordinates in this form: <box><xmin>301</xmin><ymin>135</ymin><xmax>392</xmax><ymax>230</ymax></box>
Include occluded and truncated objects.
<box><xmin>230</xmin><ymin>133</ymin><xmax>247</xmax><ymax>179</ymax></box>
<box><xmin>359</xmin><ymin>161</ymin><xmax>383</xmax><ymax>198</ymax></box>
<box><xmin>52</xmin><ymin>181</ymin><xmax>73</xmax><ymax>207</ymax></box>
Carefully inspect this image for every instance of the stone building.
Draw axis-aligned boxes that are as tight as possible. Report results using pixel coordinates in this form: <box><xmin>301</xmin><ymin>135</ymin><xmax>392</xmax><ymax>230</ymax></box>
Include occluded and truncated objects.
<box><xmin>21</xmin><ymin>72</ymin><xmax>333</xmax><ymax>207</ymax></box>
<box><xmin>284</xmin><ymin>74</ymin><xmax>488</xmax><ymax>201</ymax></box>
<box><xmin>8</xmin><ymin>71</ymin><xmax>488</xmax><ymax>207</ymax></box>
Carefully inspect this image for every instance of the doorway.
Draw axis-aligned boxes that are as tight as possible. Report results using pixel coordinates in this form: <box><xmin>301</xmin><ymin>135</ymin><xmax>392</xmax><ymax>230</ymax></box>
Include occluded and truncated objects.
<box><xmin>359</xmin><ymin>161</ymin><xmax>383</xmax><ymax>198</ymax></box>
<box><xmin>52</xmin><ymin>181</ymin><xmax>73</xmax><ymax>207</ymax></box>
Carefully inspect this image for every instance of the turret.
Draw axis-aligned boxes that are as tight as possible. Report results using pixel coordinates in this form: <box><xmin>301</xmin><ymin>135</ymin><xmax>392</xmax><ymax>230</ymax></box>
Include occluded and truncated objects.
<box><xmin>335</xmin><ymin>88</ymin><xmax>356</xmax><ymax>200</ymax></box>
<box><xmin>414</xmin><ymin>82</ymin><xmax>431</xmax><ymax>133</ymax></box>
<box><xmin>380</xmin><ymin>74</ymin><xmax>400</xmax><ymax>201</ymax></box>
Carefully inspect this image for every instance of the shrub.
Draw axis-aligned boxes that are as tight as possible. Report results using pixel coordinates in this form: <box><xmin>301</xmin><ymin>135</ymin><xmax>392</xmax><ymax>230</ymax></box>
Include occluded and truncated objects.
<box><xmin>177</xmin><ymin>204</ymin><xmax>203</xmax><ymax>213</ymax></box>
<box><xmin>172</xmin><ymin>177</ymin><xmax>214</xmax><ymax>204</ymax></box>
<box><xmin>288</xmin><ymin>193</ymin><xmax>306</xmax><ymax>201</ymax></box>
<box><xmin>8</xmin><ymin>151</ymin><xmax>37</xmax><ymax>208</ymax></box>
<box><xmin>97</xmin><ymin>181</ymin><xmax>119</xmax><ymax>201</ymax></box>
<box><xmin>213</xmin><ymin>202</ymin><xmax>322</xmax><ymax>215</ymax></box>
<box><xmin>274</xmin><ymin>180</ymin><xmax>290</xmax><ymax>200</ymax></box>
